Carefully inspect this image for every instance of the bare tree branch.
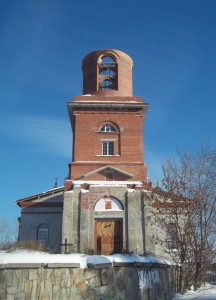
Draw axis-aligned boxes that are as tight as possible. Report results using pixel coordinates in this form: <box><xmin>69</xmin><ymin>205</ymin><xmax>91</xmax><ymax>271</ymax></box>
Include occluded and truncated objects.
<box><xmin>151</xmin><ymin>144</ymin><xmax>216</xmax><ymax>293</ymax></box>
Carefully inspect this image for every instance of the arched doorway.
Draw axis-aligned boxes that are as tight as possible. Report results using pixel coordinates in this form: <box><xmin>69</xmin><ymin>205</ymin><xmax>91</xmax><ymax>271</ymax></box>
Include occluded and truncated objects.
<box><xmin>94</xmin><ymin>196</ymin><xmax>123</xmax><ymax>255</ymax></box>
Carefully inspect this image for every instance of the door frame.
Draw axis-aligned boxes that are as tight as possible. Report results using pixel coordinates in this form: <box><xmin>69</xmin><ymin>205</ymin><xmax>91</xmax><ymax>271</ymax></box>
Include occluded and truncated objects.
<box><xmin>94</xmin><ymin>218</ymin><xmax>123</xmax><ymax>255</ymax></box>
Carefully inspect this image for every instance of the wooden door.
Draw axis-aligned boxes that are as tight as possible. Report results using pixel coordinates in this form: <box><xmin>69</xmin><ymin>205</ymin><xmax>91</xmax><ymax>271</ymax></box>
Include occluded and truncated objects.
<box><xmin>95</xmin><ymin>220</ymin><xmax>122</xmax><ymax>255</ymax></box>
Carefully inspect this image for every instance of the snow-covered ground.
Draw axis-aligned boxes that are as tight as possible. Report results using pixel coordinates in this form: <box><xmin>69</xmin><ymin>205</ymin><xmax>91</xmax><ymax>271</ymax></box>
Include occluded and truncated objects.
<box><xmin>172</xmin><ymin>284</ymin><xmax>216</xmax><ymax>300</ymax></box>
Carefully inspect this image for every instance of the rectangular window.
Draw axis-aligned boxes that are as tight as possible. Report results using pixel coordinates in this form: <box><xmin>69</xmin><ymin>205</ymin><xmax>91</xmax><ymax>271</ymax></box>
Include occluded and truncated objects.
<box><xmin>102</xmin><ymin>141</ymin><xmax>114</xmax><ymax>155</ymax></box>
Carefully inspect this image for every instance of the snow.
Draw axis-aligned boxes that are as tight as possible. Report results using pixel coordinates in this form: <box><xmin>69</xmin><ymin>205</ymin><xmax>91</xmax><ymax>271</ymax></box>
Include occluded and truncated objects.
<box><xmin>127</xmin><ymin>188</ymin><xmax>136</xmax><ymax>192</ymax></box>
<box><xmin>0</xmin><ymin>249</ymin><xmax>88</xmax><ymax>269</ymax></box>
<box><xmin>80</xmin><ymin>188</ymin><xmax>89</xmax><ymax>193</ymax></box>
<box><xmin>73</xmin><ymin>180</ymin><xmax>143</xmax><ymax>187</ymax></box>
<box><xmin>0</xmin><ymin>249</ymin><xmax>173</xmax><ymax>269</ymax></box>
<box><xmin>172</xmin><ymin>284</ymin><xmax>216</xmax><ymax>300</ymax></box>
<box><xmin>107</xmin><ymin>253</ymin><xmax>174</xmax><ymax>265</ymax></box>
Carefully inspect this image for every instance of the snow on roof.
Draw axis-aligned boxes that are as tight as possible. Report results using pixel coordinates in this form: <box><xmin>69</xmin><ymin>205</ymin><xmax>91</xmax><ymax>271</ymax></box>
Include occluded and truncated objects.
<box><xmin>73</xmin><ymin>180</ymin><xmax>143</xmax><ymax>187</ymax></box>
<box><xmin>0</xmin><ymin>249</ymin><xmax>174</xmax><ymax>269</ymax></box>
<box><xmin>16</xmin><ymin>186</ymin><xmax>64</xmax><ymax>205</ymax></box>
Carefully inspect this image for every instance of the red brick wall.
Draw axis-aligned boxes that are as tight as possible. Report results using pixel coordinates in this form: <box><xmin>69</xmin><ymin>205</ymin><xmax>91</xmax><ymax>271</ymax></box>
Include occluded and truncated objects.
<box><xmin>72</xmin><ymin>110</ymin><xmax>145</xmax><ymax>162</ymax></box>
<box><xmin>68</xmin><ymin>103</ymin><xmax>148</xmax><ymax>181</ymax></box>
<box><xmin>69</xmin><ymin>162</ymin><xmax>148</xmax><ymax>182</ymax></box>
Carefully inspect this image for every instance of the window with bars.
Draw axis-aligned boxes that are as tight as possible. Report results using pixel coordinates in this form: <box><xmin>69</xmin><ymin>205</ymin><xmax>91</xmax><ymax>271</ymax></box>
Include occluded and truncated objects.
<box><xmin>102</xmin><ymin>141</ymin><xmax>114</xmax><ymax>155</ymax></box>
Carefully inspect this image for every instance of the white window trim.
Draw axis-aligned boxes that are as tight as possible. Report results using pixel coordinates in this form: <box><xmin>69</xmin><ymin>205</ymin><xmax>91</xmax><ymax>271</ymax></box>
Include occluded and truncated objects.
<box><xmin>102</xmin><ymin>140</ymin><xmax>114</xmax><ymax>156</ymax></box>
<box><xmin>101</xmin><ymin>139</ymin><xmax>116</xmax><ymax>141</ymax></box>
<box><xmin>95</xmin><ymin>154</ymin><xmax>120</xmax><ymax>157</ymax></box>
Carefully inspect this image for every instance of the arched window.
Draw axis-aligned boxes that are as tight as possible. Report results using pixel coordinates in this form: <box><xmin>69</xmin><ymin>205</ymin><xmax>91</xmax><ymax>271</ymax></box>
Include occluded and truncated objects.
<box><xmin>37</xmin><ymin>224</ymin><xmax>49</xmax><ymax>242</ymax></box>
<box><xmin>98</xmin><ymin>124</ymin><xmax>118</xmax><ymax>156</ymax></box>
<box><xmin>99</xmin><ymin>124</ymin><xmax>116</xmax><ymax>132</ymax></box>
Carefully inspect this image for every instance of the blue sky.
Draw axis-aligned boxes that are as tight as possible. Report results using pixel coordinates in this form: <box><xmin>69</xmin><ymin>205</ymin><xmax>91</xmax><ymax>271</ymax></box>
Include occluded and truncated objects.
<box><xmin>1</xmin><ymin>0</ymin><xmax>216</xmax><ymax>223</ymax></box>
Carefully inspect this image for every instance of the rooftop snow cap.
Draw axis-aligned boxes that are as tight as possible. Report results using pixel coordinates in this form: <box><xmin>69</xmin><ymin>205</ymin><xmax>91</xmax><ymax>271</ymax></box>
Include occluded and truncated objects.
<box><xmin>82</xmin><ymin>49</ymin><xmax>133</xmax><ymax>97</ymax></box>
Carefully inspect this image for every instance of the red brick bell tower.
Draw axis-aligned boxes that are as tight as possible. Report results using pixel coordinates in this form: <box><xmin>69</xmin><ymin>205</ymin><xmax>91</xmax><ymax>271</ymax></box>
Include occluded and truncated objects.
<box><xmin>65</xmin><ymin>49</ymin><xmax>151</xmax><ymax>190</ymax></box>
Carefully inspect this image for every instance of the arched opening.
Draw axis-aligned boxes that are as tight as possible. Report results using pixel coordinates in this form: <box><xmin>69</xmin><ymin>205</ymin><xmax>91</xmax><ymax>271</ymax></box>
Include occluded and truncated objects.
<box><xmin>94</xmin><ymin>196</ymin><xmax>123</xmax><ymax>211</ymax></box>
<box><xmin>94</xmin><ymin>196</ymin><xmax>123</xmax><ymax>255</ymax></box>
<box><xmin>98</xmin><ymin>55</ymin><xmax>118</xmax><ymax>91</ymax></box>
